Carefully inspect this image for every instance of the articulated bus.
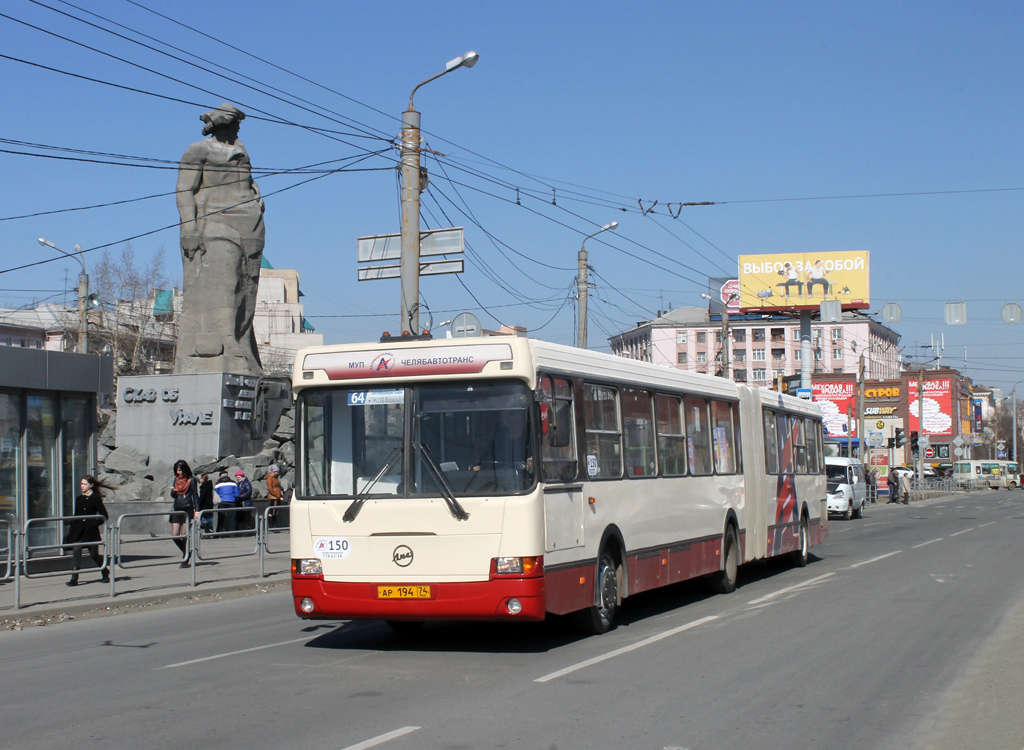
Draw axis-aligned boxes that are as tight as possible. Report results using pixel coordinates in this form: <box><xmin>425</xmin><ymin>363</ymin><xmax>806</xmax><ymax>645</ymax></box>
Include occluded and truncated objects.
<box><xmin>289</xmin><ymin>334</ymin><xmax>827</xmax><ymax>634</ymax></box>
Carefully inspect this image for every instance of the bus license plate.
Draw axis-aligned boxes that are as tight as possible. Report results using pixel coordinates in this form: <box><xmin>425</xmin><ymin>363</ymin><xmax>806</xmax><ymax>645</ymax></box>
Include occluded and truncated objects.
<box><xmin>377</xmin><ymin>585</ymin><xmax>432</xmax><ymax>599</ymax></box>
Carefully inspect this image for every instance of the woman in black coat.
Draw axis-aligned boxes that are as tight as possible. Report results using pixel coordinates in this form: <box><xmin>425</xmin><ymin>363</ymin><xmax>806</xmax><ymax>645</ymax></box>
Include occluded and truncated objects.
<box><xmin>65</xmin><ymin>475</ymin><xmax>111</xmax><ymax>586</ymax></box>
<box><xmin>198</xmin><ymin>473</ymin><xmax>215</xmax><ymax>534</ymax></box>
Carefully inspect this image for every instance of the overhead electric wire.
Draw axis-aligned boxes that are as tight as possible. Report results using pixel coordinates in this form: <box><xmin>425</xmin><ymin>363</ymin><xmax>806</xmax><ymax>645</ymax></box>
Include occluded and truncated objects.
<box><xmin>0</xmin><ymin>158</ymin><xmax>378</xmax><ymax>276</ymax></box>
<box><xmin>0</xmin><ymin>10</ymin><xmax>395</xmax><ymax>158</ymax></box>
<box><xmin>22</xmin><ymin>0</ymin><xmax>392</xmax><ymax>146</ymax></box>
<box><xmin>47</xmin><ymin>0</ymin><xmax>393</xmax><ymax>143</ymax></box>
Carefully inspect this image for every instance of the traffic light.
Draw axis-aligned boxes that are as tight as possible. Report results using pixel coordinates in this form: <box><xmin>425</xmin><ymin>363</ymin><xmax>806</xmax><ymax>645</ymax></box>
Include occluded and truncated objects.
<box><xmin>910</xmin><ymin>431</ymin><xmax>919</xmax><ymax>454</ymax></box>
<box><xmin>895</xmin><ymin>428</ymin><xmax>906</xmax><ymax>447</ymax></box>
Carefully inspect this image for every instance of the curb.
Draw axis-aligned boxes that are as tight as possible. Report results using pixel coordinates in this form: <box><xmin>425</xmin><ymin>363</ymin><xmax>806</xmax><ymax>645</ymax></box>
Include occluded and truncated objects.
<box><xmin>1</xmin><ymin>578</ymin><xmax>292</xmax><ymax>630</ymax></box>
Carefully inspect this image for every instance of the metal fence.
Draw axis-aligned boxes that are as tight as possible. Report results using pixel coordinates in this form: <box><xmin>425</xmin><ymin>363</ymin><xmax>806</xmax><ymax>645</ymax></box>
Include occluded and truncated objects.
<box><xmin>2</xmin><ymin>509</ymin><xmax>290</xmax><ymax>610</ymax></box>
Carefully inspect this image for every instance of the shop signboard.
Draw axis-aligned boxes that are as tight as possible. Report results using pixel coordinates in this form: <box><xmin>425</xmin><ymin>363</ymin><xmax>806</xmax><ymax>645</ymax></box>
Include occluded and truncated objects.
<box><xmin>812</xmin><ymin>381</ymin><xmax>857</xmax><ymax>438</ymax></box>
<box><xmin>909</xmin><ymin>378</ymin><xmax>954</xmax><ymax>436</ymax></box>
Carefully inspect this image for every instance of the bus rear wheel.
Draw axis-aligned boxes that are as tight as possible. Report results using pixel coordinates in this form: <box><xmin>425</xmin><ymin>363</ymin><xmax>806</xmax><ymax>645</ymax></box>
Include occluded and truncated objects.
<box><xmin>575</xmin><ymin>551</ymin><xmax>621</xmax><ymax>635</ymax></box>
<box><xmin>710</xmin><ymin>526</ymin><xmax>738</xmax><ymax>594</ymax></box>
<box><xmin>790</xmin><ymin>515</ymin><xmax>809</xmax><ymax>568</ymax></box>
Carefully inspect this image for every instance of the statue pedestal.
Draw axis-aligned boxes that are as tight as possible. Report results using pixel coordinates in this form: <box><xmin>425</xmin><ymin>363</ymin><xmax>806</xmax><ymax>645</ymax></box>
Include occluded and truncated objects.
<box><xmin>115</xmin><ymin>373</ymin><xmax>289</xmax><ymax>467</ymax></box>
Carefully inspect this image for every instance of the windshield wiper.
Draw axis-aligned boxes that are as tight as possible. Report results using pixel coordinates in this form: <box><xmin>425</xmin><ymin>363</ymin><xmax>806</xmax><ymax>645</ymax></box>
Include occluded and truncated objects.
<box><xmin>343</xmin><ymin>446</ymin><xmax>402</xmax><ymax>523</ymax></box>
<box><xmin>414</xmin><ymin>442</ymin><xmax>470</xmax><ymax>521</ymax></box>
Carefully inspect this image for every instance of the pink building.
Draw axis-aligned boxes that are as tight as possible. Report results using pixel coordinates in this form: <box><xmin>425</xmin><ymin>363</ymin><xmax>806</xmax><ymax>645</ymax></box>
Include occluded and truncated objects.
<box><xmin>609</xmin><ymin>306</ymin><xmax>901</xmax><ymax>385</ymax></box>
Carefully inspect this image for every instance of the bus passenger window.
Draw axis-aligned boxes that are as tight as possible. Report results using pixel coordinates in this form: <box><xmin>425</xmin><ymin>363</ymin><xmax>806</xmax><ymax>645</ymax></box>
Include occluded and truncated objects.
<box><xmin>764</xmin><ymin>410</ymin><xmax>779</xmax><ymax>474</ymax></box>
<box><xmin>583</xmin><ymin>383</ymin><xmax>622</xmax><ymax>480</ymax></box>
<box><xmin>655</xmin><ymin>394</ymin><xmax>686</xmax><ymax>477</ymax></box>
<box><xmin>793</xmin><ymin>417</ymin><xmax>807</xmax><ymax>474</ymax></box>
<box><xmin>776</xmin><ymin>413</ymin><xmax>793</xmax><ymax>474</ymax></box>
<box><xmin>711</xmin><ymin>400</ymin><xmax>737</xmax><ymax>474</ymax></box>
<box><xmin>805</xmin><ymin>418</ymin><xmax>822</xmax><ymax>473</ymax></box>
<box><xmin>623</xmin><ymin>388</ymin><xmax>655</xmax><ymax>477</ymax></box>
<box><xmin>539</xmin><ymin>376</ymin><xmax>578</xmax><ymax>482</ymax></box>
<box><xmin>684</xmin><ymin>396</ymin><xmax>712</xmax><ymax>476</ymax></box>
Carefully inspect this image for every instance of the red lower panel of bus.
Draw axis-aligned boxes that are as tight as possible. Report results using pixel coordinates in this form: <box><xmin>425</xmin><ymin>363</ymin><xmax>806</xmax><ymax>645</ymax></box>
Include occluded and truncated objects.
<box><xmin>292</xmin><ymin>576</ymin><xmax>548</xmax><ymax>621</ymax></box>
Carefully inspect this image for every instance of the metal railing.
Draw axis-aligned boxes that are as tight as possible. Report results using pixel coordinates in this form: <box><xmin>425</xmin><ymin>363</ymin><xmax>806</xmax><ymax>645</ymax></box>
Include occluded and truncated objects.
<box><xmin>2</xmin><ymin>508</ymin><xmax>291</xmax><ymax>610</ymax></box>
<box><xmin>0</xmin><ymin>519</ymin><xmax>12</xmax><ymax>583</ymax></box>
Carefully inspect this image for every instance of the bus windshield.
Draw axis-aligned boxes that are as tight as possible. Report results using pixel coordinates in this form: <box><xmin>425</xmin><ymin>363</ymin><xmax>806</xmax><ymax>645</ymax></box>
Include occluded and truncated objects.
<box><xmin>299</xmin><ymin>381</ymin><xmax>535</xmax><ymax>499</ymax></box>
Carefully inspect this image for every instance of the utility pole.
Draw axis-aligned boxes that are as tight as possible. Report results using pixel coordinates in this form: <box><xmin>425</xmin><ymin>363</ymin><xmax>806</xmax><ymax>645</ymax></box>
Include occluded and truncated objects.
<box><xmin>857</xmin><ymin>354</ymin><xmax>866</xmax><ymax>462</ymax></box>
<box><xmin>398</xmin><ymin>52</ymin><xmax>478</xmax><ymax>335</ymax></box>
<box><xmin>577</xmin><ymin>221</ymin><xmax>618</xmax><ymax>349</ymax></box>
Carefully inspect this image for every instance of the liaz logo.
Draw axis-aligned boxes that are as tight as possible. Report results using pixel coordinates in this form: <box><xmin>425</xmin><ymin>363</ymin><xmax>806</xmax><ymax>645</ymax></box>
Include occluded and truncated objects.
<box><xmin>392</xmin><ymin>545</ymin><xmax>414</xmax><ymax>567</ymax></box>
<box><xmin>371</xmin><ymin>353</ymin><xmax>395</xmax><ymax>373</ymax></box>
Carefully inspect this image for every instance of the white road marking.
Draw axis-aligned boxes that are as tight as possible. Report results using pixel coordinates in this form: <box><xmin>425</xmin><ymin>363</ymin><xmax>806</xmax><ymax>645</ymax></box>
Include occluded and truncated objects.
<box><xmin>978</xmin><ymin>522</ymin><xmax>995</xmax><ymax>528</ymax></box>
<box><xmin>845</xmin><ymin>551</ymin><xmax>902</xmax><ymax>569</ymax></box>
<box><xmin>950</xmin><ymin>528</ymin><xmax>973</xmax><ymax>537</ymax></box>
<box><xmin>157</xmin><ymin>636</ymin><xmax>314</xmax><ymax>670</ymax></box>
<box><xmin>534</xmin><ymin>615</ymin><xmax>719</xmax><ymax>683</ymax></box>
<box><xmin>339</xmin><ymin>727</ymin><xmax>420</xmax><ymax>750</ymax></box>
<box><xmin>862</xmin><ymin>522</ymin><xmax>885</xmax><ymax>527</ymax></box>
<box><xmin>745</xmin><ymin>572</ymin><xmax>836</xmax><ymax>605</ymax></box>
<box><xmin>912</xmin><ymin>538</ymin><xmax>944</xmax><ymax>549</ymax></box>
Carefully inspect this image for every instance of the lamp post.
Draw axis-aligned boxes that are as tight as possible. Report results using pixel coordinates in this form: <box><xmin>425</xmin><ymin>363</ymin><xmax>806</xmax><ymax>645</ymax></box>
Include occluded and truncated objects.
<box><xmin>1011</xmin><ymin>380</ymin><xmax>1023</xmax><ymax>466</ymax></box>
<box><xmin>577</xmin><ymin>221</ymin><xmax>618</xmax><ymax>349</ymax></box>
<box><xmin>399</xmin><ymin>50</ymin><xmax>479</xmax><ymax>335</ymax></box>
<box><xmin>38</xmin><ymin>238</ymin><xmax>89</xmax><ymax>353</ymax></box>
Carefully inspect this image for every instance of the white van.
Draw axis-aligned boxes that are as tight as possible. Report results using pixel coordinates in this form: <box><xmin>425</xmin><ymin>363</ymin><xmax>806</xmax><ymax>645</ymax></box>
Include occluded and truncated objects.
<box><xmin>825</xmin><ymin>456</ymin><xmax>867</xmax><ymax>519</ymax></box>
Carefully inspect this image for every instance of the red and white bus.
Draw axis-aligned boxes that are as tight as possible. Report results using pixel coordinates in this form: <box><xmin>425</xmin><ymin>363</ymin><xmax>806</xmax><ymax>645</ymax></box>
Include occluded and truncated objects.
<box><xmin>290</xmin><ymin>334</ymin><xmax>827</xmax><ymax>633</ymax></box>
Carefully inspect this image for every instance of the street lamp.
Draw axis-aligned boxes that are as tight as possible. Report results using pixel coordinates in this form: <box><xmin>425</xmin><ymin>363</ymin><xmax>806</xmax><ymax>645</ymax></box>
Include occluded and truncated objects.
<box><xmin>38</xmin><ymin>237</ymin><xmax>89</xmax><ymax>353</ymax></box>
<box><xmin>577</xmin><ymin>221</ymin><xmax>618</xmax><ymax>349</ymax></box>
<box><xmin>399</xmin><ymin>51</ymin><xmax>479</xmax><ymax>334</ymax></box>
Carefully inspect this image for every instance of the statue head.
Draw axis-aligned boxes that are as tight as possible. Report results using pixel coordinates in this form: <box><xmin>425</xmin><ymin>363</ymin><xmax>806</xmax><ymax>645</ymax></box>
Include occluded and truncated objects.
<box><xmin>201</xmin><ymin>102</ymin><xmax>245</xmax><ymax>136</ymax></box>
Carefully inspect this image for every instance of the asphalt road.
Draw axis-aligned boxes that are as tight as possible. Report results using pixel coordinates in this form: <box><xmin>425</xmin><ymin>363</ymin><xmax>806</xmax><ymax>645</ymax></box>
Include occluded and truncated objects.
<box><xmin>2</xmin><ymin>490</ymin><xmax>1022</xmax><ymax>750</ymax></box>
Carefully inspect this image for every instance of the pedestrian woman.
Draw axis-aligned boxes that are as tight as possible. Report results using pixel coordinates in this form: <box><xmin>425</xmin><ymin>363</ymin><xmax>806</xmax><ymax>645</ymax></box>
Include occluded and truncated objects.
<box><xmin>170</xmin><ymin>459</ymin><xmax>198</xmax><ymax>567</ymax></box>
<box><xmin>266</xmin><ymin>464</ymin><xmax>284</xmax><ymax>528</ymax></box>
<box><xmin>198</xmin><ymin>473</ymin><xmax>215</xmax><ymax>534</ymax></box>
<box><xmin>65</xmin><ymin>475</ymin><xmax>112</xmax><ymax>586</ymax></box>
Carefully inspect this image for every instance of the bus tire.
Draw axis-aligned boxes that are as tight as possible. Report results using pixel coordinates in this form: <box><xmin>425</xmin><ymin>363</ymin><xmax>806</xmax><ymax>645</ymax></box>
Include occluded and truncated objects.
<box><xmin>843</xmin><ymin>500</ymin><xmax>852</xmax><ymax>521</ymax></box>
<box><xmin>852</xmin><ymin>500</ymin><xmax>863</xmax><ymax>519</ymax></box>
<box><xmin>385</xmin><ymin>620</ymin><xmax>425</xmax><ymax>634</ymax></box>
<box><xmin>790</xmin><ymin>514</ymin><xmax>809</xmax><ymax>568</ymax></box>
<box><xmin>710</xmin><ymin>525</ymin><xmax>739</xmax><ymax>594</ymax></box>
<box><xmin>575</xmin><ymin>550</ymin><xmax>621</xmax><ymax>635</ymax></box>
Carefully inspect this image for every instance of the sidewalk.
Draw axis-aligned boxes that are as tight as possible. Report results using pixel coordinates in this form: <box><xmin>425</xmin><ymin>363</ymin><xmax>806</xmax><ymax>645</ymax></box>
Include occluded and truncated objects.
<box><xmin>0</xmin><ymin>531</ymin><xmax>292</xmax><ymax>628</ymax></box>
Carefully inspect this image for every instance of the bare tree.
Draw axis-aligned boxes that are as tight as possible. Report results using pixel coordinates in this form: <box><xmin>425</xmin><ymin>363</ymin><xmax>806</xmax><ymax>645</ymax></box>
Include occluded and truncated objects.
<box><xmin>90</xmin><ymin>244</ymin><xmax>174</xmax><ymax>377</ymax></box>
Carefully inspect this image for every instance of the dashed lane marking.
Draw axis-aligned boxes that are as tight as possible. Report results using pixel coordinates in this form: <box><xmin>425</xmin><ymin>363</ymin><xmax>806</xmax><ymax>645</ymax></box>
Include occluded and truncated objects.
<box><xmin>912</xmin><ymin>538</ymin><xmax>944</xmax><ymax>549</ymax></box>
<box><xmin>745</xmin><ymin>572</ymin><xmax>836</xmax><ymax>605</ymax></box>
<box><xmin>845</xmin><ymin>551</ymin><xmax>902</xmax><ymax>569</ymax></box>
<box><xmin>339</xmin><ymin>727</ymin><xmax>421</xmax><ymax>750</ymax></box>
<box><xmin>157</xmin><ymin>636</ymin><xmax>315</xmax><ymax>670</ymax></box>
<box><xmin>534</xmin><ymin>616</ymin><xmax>719</xmax><ymax>683</ymax></box>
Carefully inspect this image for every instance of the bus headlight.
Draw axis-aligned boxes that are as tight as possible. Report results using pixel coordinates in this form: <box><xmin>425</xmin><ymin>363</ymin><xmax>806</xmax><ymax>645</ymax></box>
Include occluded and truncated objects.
<box><xmin>506</xmin><ymin>598</ymin><xmax>523</xmax><ymax>615</ymax></box>
<box><xmin>300</xmin><ymin>597</ymin><xmax>316</xmax><ymax>613</ymax></box>
<box><xmin>293</xmin><ymin>559</ymin><xmax>323</xmax><ymax>576</ymax></box>
<box><xmin>492</xmin><ymin>556</ymin><xmax>543</xmax><ymax>577</ymax></box>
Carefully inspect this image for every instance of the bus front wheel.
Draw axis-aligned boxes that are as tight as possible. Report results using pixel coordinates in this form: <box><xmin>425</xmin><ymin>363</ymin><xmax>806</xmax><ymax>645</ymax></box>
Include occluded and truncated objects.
<box><xmin>575</xmin><ymin>551</ymin><xmax>621</xmax><ymax>635</ymax></box>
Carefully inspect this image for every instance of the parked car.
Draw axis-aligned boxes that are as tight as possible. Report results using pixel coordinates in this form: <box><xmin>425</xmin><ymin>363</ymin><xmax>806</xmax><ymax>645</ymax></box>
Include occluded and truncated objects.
<box><xmin>826</xmin><ymin>456</ymin><xmax>867</xmax><ymax>520</ymax></box>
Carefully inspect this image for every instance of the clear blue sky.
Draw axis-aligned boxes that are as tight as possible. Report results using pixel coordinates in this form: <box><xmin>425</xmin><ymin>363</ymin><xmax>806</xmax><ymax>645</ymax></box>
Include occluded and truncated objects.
<box><xmin>1</xmin><ymin>1</ymin><xmax>1021</xmax><ymax>391</ymax></box>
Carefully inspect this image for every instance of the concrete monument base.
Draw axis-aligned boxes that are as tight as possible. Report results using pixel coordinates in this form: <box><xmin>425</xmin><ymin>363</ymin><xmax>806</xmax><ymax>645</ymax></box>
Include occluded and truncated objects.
<box><xmin>115</xmin><ymin>373</ymin><xmax>290</xmax><ymax>469</ymax></box>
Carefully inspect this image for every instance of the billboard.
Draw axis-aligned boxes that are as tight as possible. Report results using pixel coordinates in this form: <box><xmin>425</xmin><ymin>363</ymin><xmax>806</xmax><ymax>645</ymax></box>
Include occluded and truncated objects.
<box><xmin>909</xmin><ymin>378</ymin><xmax>954</xmax><ymax>436</ymax></box>
<box><xmin>738</xmin><ymin>251</ymin><xmax>870</xmax><ymax>312</ymax></box>
<box><xmin>812</xmin><ymin>381</ymin><xmax>858</xmax><ymax>438</ymax></box>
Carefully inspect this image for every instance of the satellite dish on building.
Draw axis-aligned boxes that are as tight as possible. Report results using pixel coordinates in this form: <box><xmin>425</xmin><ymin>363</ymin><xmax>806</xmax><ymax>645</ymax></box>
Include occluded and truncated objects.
<box><xmin>451</xmin><ymin>313</ymin><xmax>481</xmax><ymax>338</ymax></box>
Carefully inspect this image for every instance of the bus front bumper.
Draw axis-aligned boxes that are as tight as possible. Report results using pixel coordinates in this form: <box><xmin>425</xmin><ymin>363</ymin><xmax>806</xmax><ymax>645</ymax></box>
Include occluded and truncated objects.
<box><xmin>291</xmin><ymin>576</ymin><xmax>547</xmax><ymax>622</ymax></box>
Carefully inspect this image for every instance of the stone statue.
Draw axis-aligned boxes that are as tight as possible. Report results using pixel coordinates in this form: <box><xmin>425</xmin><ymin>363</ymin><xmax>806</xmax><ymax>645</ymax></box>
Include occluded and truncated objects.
<box><xmin>175</xmin><ymin>103</ymin><xmax>264</xmax><ymax>376</ymax></box>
